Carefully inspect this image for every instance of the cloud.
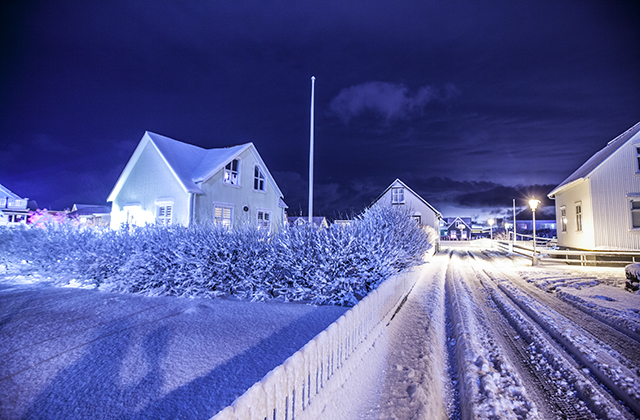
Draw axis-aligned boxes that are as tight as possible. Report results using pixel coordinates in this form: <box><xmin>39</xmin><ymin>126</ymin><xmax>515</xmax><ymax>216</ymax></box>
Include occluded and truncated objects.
<box><xmin>329</xmin><ymin>82</ymin><xmax>441</xmax><ymax>124</ymax></box>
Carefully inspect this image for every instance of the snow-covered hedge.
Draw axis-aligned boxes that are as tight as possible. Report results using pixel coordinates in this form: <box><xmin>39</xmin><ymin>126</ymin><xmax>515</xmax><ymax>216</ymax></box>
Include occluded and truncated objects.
<box><xmin>0</xmin><ymin>206</ymin><xmax>435</xmax><ymax>306</ymax></box>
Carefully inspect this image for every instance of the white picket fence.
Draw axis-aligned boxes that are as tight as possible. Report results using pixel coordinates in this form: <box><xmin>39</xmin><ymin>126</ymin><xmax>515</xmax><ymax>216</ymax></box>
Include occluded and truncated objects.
<box><xmin>210</xmin><ymin>268</ymin><xmax>420</xmax><ymax>420</ymax></box>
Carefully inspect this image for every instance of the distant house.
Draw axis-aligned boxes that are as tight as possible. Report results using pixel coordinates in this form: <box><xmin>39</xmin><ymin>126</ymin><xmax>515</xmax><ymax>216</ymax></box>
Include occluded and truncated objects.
<box><xmin>371</xmin><ymin>179</ymin><xmax>442</xmax><ymax>233</ymax></box>
<box><xmin>548</xmin><ymin>121</ymin><xmax>640</xmax><ymax>251</ymax></box>
<box><xmin>108</xmin><ymin>132</ymin><xmax>287</xmax><ymax>232</ymax></box>
<box><xmin>288</xmin><ymin>216</ymin><xmax>329</xmax><ymax>229</ymax></box>
<box><xmin>441</xmin><ymin>217</ymin><xmax>472</xmax><ymax>240</ymax></box>
<box><xmin>68</xmin><ymin>204</ymin><xmax>112</xmax><ymax>227</ymax></box>
<box><xmin>0</xmin><ymin>183</ymin><xmax>29</xmax><ymax>226</ymax></box>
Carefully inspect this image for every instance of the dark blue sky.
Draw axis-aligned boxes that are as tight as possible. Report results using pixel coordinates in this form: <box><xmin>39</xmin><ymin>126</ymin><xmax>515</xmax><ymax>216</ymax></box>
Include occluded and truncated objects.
<box><xmin>1</xmin><ymin>0</ymin><xmax>639</xmax><ymax>221</ymax></box>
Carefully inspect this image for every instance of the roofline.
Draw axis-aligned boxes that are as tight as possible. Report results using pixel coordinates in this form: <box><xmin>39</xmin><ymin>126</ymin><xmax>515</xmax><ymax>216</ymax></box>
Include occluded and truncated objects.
<box><xmin>196</xmin><ymin>142</ymin><xmax>284</xmax><ymax>198</ymax></box>
<box><xmin>371</xmin><ymin>178</ymin><xmax>442</xmax><ymax>218</ymax></box>
<box><xmin>549</xmin><ymin>121</ymin><xmax>640</xmax><ymax>197</ymax></box>
<box><xmin>445</xmin><ymin>216</ymin><xmax>471</xmax><ymax>229</ymax></box>
<box><xmin>107</xmin><ymin>131</ymin><xmax>194</xmax><ymax>203</ymax></box>
<box><xmin>548</xmin><ymin>177</ymin><xmax>586</xmax><ymax>199</ymax></box>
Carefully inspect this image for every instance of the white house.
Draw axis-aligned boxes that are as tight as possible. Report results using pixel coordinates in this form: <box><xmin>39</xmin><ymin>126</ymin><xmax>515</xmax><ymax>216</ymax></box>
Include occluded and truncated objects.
<box><xmin>371</xmin><ymin>179</ymin><xmax>442</xmax><ymax>233</ymax></box>
<box><xmin>108</xmin><ymin>131</ymin><xmax>287</xmax><ymax>232</ymax></box>
<box><xmin>0</xmin><ymin>183</ymin><xmax>29</xmax><ymax>226</ymax></box>
<box><xmin>548</xmin><ymin>121</ymin><xmax>640</xmax><ymax>251</ymax></box>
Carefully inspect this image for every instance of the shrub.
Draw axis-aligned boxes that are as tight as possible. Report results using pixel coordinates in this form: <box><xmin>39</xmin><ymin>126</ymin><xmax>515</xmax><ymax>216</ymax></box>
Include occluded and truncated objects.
<box><xmin>0</xmin><ymin>206</ymin><xmax>435</xmax><ymax>306</ymax></box>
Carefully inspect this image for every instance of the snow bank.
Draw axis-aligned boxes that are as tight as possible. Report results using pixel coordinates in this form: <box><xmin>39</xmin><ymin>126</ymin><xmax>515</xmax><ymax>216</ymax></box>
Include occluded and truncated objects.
<box><xmin>211</xmin><ymin>267</ymin><xmax>421</xmax><ymax>419</ymax></box>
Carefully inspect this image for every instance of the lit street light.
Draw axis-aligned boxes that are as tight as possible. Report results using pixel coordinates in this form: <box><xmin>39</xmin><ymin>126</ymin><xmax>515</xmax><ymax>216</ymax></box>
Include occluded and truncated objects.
<box><xmin>529</xmin><ymin>198</ymin><xmax>541</xmax><ymax>266</ymax></box>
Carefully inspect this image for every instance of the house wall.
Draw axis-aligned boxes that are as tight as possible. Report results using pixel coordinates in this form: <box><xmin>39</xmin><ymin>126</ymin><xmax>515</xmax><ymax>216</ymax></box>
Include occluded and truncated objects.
<box><xmin>378</xmin><ymin>181</ymin><xmax>440</xmax><ymax>232</ymax></box>
<box><xmin>589</xmin><ymin>136</ymin><xmax>640</xmax><ymax>250</ymax></box>
<box><xmin>194</xmin><ymin>147</ymin><xmax>285</xmax><ymax>232</ymax></box>
<box><xmin>110</xmin><ymin>142</ymin><xmax>190</xmax><ymax>228</ymax></box>
<box><xmin>554</xmin><ymin>179</ymin><xmax>595</xmax><ymax>250</ymax></box>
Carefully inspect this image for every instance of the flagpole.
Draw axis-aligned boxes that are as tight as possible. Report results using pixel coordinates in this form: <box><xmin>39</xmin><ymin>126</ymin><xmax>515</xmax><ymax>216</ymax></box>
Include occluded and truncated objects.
<box><xmin>308</xmin><ymin>76</ymin><xmax>315</xmax><ymax>224</ymax></box>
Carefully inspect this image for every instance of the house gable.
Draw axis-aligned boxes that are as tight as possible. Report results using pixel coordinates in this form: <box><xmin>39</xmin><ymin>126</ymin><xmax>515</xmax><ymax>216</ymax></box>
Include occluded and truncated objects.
<box><xmin>107</xmin><ymin>132</ymin><xmax>204</xmax><ymax>203</ymax></box>
<box><xmin>549</xmin><ymin>121</ymin><xmax>640</xmax><ymax>199</ymax></box>
<box><xmin>372</xmin><ymin>179</ymin><xmax>442</xmax><ymax>218</ymax></box>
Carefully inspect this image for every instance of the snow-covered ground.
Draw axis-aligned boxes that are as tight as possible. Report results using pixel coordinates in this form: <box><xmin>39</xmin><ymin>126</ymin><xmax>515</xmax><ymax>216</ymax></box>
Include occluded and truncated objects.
<box><xmin>0</xmin><ymin>276</ymin><xmax>346</xmax><ymax>419</ymax></box>
<box><xmin>1</xmin><ymin>247</ymin><xmax>639</xmax><ymax>419</ymax></box>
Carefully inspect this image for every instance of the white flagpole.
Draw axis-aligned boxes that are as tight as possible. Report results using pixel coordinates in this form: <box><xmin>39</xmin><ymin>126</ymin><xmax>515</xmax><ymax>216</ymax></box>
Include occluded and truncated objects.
<box><xmin>308</xmin><ymin>76</ymin><xmax>315</xmax><ymax>224</ymax></box>
<box><xmin>513</xmin><ymin>199</ymin><xmax>516</xmax><ymax>244</ymax></box>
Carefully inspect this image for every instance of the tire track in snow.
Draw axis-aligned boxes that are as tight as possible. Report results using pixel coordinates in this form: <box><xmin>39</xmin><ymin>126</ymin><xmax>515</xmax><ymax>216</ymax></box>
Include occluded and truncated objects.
<box><xmin>469</xmin><ymin>251</ymin><xmax>638</xmax><ymax>419</ymax></box>
<box><xmin>445</xmin><ymin>250</ymin><xmax>538</xmax><ymax>420</ymax></box>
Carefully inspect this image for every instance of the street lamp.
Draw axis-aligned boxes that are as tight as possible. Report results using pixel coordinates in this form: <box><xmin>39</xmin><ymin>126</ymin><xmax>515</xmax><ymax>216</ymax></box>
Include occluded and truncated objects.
<box><xmin>488</xmin><ymin>218</ymin><xmax>494</xmax><ymax>246</ymax></box>
<box><xmin>529</xmin><ymin>198</ymin><xmax>541</xmax><ymax>266</ymax></box>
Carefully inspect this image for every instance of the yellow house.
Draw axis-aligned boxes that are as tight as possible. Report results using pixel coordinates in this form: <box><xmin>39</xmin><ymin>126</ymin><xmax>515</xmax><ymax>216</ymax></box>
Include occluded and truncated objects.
<box><xmin>108</xmin><ymin>132</ymin><xmax>287</xmax><ymax>232</ymax></box>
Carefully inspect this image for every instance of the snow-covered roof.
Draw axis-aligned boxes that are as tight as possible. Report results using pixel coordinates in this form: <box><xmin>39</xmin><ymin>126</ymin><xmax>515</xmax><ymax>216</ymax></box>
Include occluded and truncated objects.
<box><xmin>372</xmin><ymin>179</ymin><xmax>442</xmax><ymax>218</ymax></box>
<box><xmin>444</xmin><ymin>216</ymin><xmax>472</xmax><ymax>229</ymax></box>
<box><xmin>548</xmin><ymin>121</ymin><xmax>640</xmax><ymax>198</ymax></box>
<box><xmin>69</xmin><ymin>204</ymin><xmax>112</xmax><ymax>216</ymax></box>
<box><xmin>0</xmin><ymin>183</ymin><xmax>24</xmax><ymax>200</ymax></box>
<box><xmin>108</xmin><ymin>132</ymin><xmax>283</xmax><ymax>201</ymax></box>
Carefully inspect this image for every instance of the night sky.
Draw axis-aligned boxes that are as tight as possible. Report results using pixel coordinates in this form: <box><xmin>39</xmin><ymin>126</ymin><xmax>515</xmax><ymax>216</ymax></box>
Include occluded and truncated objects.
<box><xmin>1</xmin><ymin>1</ymin><xmax>639</xmax><ymax>222</ymax></box>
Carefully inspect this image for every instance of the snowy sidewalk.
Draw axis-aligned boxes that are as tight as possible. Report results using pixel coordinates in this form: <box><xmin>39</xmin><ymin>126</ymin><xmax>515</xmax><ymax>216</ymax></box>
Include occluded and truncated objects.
<box><xmin>0</xmin><ymin>280</ymin><xmax>346</xmax><ymax>420</ymax></box>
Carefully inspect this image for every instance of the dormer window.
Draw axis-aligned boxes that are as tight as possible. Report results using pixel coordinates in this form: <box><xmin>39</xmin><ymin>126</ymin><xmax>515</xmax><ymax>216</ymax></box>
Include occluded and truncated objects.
<box><xmin>224</xmin><ymin>159</ymin><xmax>239</xmax><ymax>185</ymax></box>
<box><xmin>391</xmin><ymin>187</ymin><xmax>404</xmax><ymax>204</ymax></box>
<box><xmin>254</xmin><ymin>165</ymin><xmax>266</xmax><ymax>191</ymax></box>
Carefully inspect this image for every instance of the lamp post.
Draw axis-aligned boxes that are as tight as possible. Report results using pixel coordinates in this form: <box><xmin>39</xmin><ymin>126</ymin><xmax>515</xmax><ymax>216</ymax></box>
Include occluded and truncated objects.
<box><xmin>488</xmin><ymin>218</ymin><xmax>494</xmax><ymax>247</ymax></box>
<box><xmin>529</xmin><ymin>198</ymin><xmax>541</xmax><ymax>266</ymax></box>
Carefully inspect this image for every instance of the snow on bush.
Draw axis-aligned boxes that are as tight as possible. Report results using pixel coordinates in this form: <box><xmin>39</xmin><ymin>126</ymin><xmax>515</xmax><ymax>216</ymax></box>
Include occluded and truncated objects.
<box><xmin>0</xmin><ymin>206</ymin><xmax>435</xmax><ymax>306</ymax></box>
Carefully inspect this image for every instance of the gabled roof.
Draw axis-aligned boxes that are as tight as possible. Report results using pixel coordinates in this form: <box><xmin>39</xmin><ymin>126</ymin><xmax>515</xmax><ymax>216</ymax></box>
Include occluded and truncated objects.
<box><xmin>108</xmin><ymin>132</ymin><xmax>283</xmax><ymax>202</ymax></box>
<box><xmin>444</xmin><ymin>216</ymin><xmax>472</xmax><ymax>229</ymax></box>
<box><xmin>548</xmin><ymin>121</ymin><xmax>640</xmax><ymax>198</ymax></box>
<box><xmin>0</xmin><ymin>183</ymin><xmax>24</xmax><ymax>200</ymax></box>
<box><xmin>372</xmin><ymin>178</ymin><xmax>442</xmax><ymax>218</ymax></box>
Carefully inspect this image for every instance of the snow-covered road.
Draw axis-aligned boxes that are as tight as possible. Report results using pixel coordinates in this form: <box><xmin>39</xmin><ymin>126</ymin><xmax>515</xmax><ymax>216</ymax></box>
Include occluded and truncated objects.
<box><xmin>348</xmin><ymin>247</ymin><xmax>640</xmax><ymax>420</ymax></box>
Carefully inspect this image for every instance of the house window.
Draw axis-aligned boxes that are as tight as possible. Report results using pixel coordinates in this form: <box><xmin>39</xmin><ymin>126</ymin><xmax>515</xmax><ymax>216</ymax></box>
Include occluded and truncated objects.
<box><xmin>560</xmin><ymin>206</ymin><xmax>567</xmax><ymax>232</ymax></box>
<box><xmin>214</xmin><ymin>205</ymin><xmax>233</xmax><ymax>228</ymax></box>
<box><xmin>632</xmin><ymin>201</ymin><xmax>640</xmax><ymax>228</ymax></box>
<box><xmin>636</xmin><ymin>146</ymin><xmax>640</xmax><ymax>172</ymax></box>
<box><xmin>156</xmin><ymin>205</ymin><xmax>172</xmax><ymax>226</ymax></box>
<box><xmin>254</xmin><ymin>165</ymin><xmax>266</xmax><ymax>191</ymax></box>
<box><xmin>223</xmin><ymin>159</ymin><xmax>239</xmax><ymax>185</ymax></box>
<box><xmin>391</xmin><ymin>187</ymin><xmax>404</xmax><ymax>204</ymax></box>
<box><xmin>257</xmin><ymin>210</ymin><xmax>271</xmax><ymax>231</ymax></box>
<box><xmin>575</xmin><ymin>202</ymin><xmax>582</xmax><ymax>232</ymax></box>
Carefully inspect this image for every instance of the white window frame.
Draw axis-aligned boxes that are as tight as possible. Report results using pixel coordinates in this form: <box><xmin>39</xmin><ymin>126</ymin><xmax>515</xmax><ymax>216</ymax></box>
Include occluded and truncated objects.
<box><xmin>214</xmin><ymin>203</ymin><xmax>234</xmax><ymax>229</ymax></box>
<box><xmin>253</xmin><ymin>165</ymin><xmax>266</xmax><ymax>192</ymax></box>
<box><xmin>257</xmin><ymin>209</ymin><xmax>272</xmax><ymax>232</ymax></box>
<box><xmin>156</xmin><ymin>204</ymin><xmax>173</xmax><ymax>226</ymax></box>
<box><xmin>575</xmin><ymin>201</ymin><xmax>582</xmax><ymax>232</ymax></box>
<box><xmin>560</xmin><ymin>206</ymin><xmax>567</xmax><ymax>233</ymax></box>
<box><xmin>391</xmin><ymin>187</ymin><xmax>405</xmax><ymax>204</ymax></box>
<box><xmin>223</xmin><ymin>159</ymin><xmax>240</xmax><ymax>186</ymax></box>
<box><xmin>631</xmin><ymin>199</ymin><xmax>640</xmax><ymax>229</ymax></box>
